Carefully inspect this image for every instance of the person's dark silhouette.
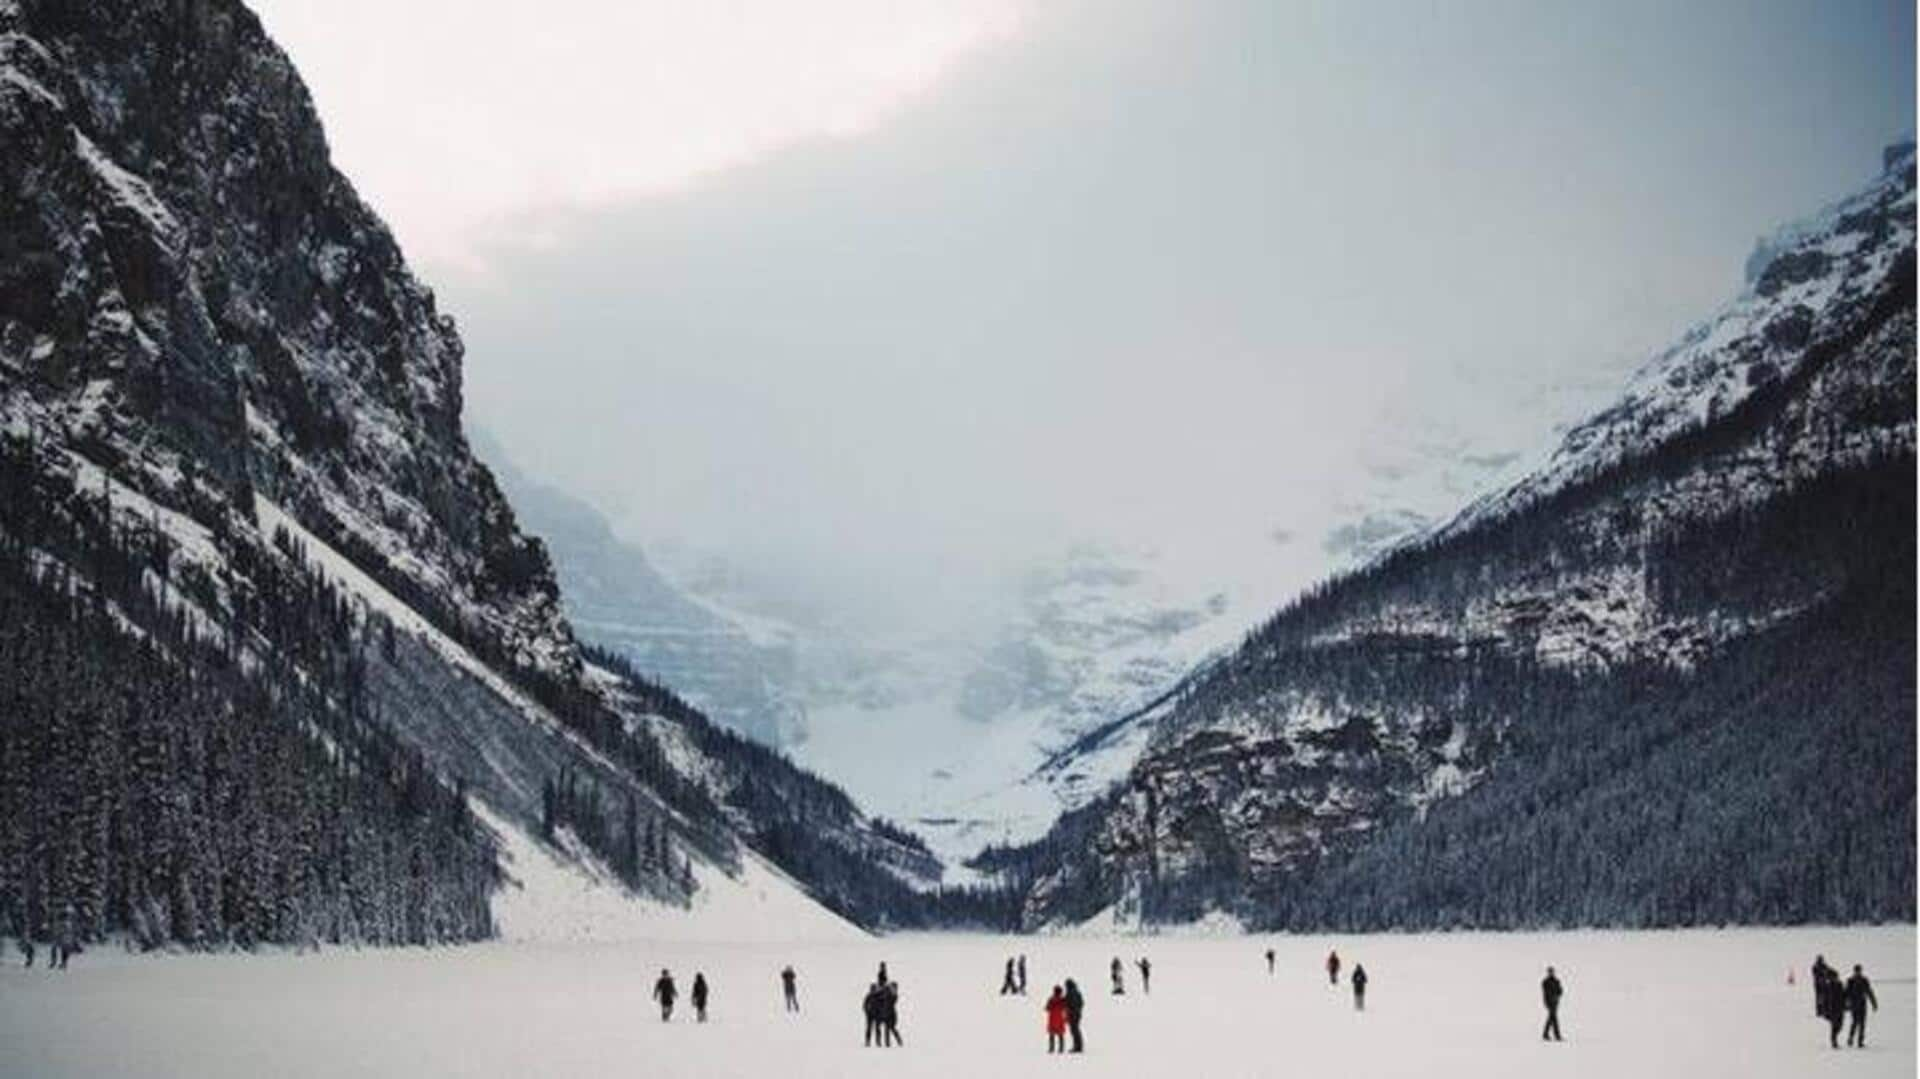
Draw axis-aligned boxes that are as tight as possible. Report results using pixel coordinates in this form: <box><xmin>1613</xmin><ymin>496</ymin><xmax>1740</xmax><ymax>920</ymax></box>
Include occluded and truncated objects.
<box><xmin>1352</xmin><ymin>963</ymin><xmax>1368</xmax><ymax>1011</ymax></box>
<box><xmin>1326</xmin><ymin>949</ymin><xmax>1341</xmax><ymax>986</ymax></box>
<box><xmin>881</xmin><ymin>979</ymin><xmax>903</xmax><ymax>1046</ymax></box>
<box><xmin>1265</xmin><ymin>948</ymin><xmax>1275</xmax><ymax>975</ymax></box>
<box><xmin>1110</xmin><ymin>957</ymin><xmax>1125</xmax><ymax>995</ymax></box>
<box><xmin>1017</xmin><ymin>954</ymin><xmax>1028</xmax><ymax>995</ymax></box>
<box><xmin>1844</xmin><ymin>965</ymin><xmax>1878</xmax><ymax>1048</ymax></box>
<box><xmin>1818</xmin><ymin>969</ymin><xmax>1846</xmax><ymax>1048</ymax></box>
<box><xmin>1136</xmin><ymin>958</ymin><xmax>1151</xmax><ymax>994</ymax></box>
<box><xmin>782</xmin><ymin>965</ymin><xmax>799</xmax><ymax>1012</ymax></box>
<box><xmin>1064</xmin><ymin>978</ymin><xmax>1086</xmax><ymax>1053</ymax></box>
<box><xmin>1540</xmin><ymin>967</ymin><xmax>1564</xmax><ymax>1042</ymax></box>
<box><xmin>863</xmin><ymin>981</ymin><xmax>885</xmax><ymax>1047</ymax></box>
<box><xmin>1045</xmin><ymin>985</ymin><xmax>1069</xmax><ymax>1053</ymax></box>
<box><xmin>653</xmin><ymin>969</ymin><xmax>678</xmax><ymax>1022</ymax></box>
<box><xmin>1001</xmin><ymin>957</ymin><xmax>1019</xmax><ymax>995</ymax></box>
<box><xmin>1810</xmin><ymin>955</ymin><xmax>1834</xmax><ymax>1017</ymax></box>
<box><xmin>691</xmin><ymin>973</ymin><xmax>709</xmax><ymax>1023</ymax></box>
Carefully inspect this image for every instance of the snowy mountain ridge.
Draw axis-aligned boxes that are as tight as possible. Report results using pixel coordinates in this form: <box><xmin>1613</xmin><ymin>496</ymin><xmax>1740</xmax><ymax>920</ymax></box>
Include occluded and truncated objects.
<box><xmin>998</xmin><ymin>145</ymin><xmax>1916</xmax><ymax>931</ymax></box>
<box><xmin>0</xmin><ymin>0</ymin><xmax>950</xmax><ymax>946</ymax></box>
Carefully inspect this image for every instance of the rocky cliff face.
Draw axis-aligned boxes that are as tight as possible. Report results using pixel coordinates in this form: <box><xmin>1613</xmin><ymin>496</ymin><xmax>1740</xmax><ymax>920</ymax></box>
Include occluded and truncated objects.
<box><xmin>0</xmin><ymin>0</ymin><xmax>946</xmax><ymax>935</ymax></box>
<box><xmin>2</xmin><ymin>0</ymin><xmax>575</xmax><ymax>682</ymax></box>
<box><xmin>1008</xmin><ymin>147</ymin><xmax>1916</xmax><ymax>930</ymax></box>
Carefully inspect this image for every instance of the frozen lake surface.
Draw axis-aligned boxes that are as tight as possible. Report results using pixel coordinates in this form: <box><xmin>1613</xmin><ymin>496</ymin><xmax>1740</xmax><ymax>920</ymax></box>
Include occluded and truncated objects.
<box><xmin>0</xmin><ymin>925</ymin><xmax>1910</xmax><ymax>1077</ymax></box>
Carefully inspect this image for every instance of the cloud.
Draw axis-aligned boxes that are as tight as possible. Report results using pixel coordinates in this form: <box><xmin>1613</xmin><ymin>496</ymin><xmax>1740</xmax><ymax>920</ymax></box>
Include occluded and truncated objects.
<box><xmin>264</xmin><ymin>0</ymin><xmax>1916</xmax><ymax>635</ymax></box>
<box><xmin>252</xmin><ymin>0</ymin><xmax>1027</xmax><ymax>267</ymax></box>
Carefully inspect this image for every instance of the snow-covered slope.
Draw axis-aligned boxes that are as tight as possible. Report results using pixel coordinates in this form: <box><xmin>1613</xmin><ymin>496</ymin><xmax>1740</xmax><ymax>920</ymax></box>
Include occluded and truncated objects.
<box><xmin>477</xmin><ymin>431</ymin><xmax>803</xmax><ymax>746</ymax></box>
<box><xmin>1004</xmin><ymin>145</ymin><xmax>1917</xmax><ymax>931</ymax></box>
<box><xmin>0</xmin><ymin>0</ymin><xmax>921</xmax><ymax>943</ymax></box>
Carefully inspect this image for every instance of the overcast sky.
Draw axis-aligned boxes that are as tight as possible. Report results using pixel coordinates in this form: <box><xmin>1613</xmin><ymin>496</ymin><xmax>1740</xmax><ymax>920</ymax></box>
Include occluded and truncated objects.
<box><xmin>254</xmin><ymin>0</ymin><xmax>1913</xmax><ymax>631</ymax></box>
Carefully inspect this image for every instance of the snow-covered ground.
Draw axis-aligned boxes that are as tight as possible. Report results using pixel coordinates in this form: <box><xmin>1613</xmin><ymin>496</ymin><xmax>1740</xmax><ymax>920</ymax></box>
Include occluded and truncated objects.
<box><xmin>1</xmin><ymin>925</ymin><xmax>1908</xmax><ymax>1077</ymax></box>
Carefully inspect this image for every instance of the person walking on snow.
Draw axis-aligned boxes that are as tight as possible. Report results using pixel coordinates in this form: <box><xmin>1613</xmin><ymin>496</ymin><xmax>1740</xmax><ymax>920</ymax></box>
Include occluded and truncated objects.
<box><xmin>653</xmin><ymin>969</ymin><xmax>678</xmax><ymax>1022</ymax></box>
<box><xmin>1844</xmin><ymin>965</ymin><xmax>1878</xmax><ymax>1048</ymax></box>
<box><xmin>1810</xmin><ymin>954</ymin><xmax>1835</xmax><ymax>1017</ymax></box>
<box><xmin>881</xmin><ymin>978</ymin><xmax>904</xmax><ymax>1046</ymax></box>
<box><xmin>1064</xmin><ymin>978</ymin><xmax>1086</xmax><ymax>1053</ymax></box>
<box><xmin>1265</xmin><ymin>947</ymin><xmax>1275</xmax><ymax>975</ymax></box>
<box><xmin>1136</xmin><ymin>957</ymin><xmax>1152</xmax><ymax>994</ymax></box>
<box><xmin>1018</xmin><ymin>954</ymin><xmax>1029</xmax><ymax>995</ymax></box>
<box><xmin>1817</xmin><ymin>967</ymin><xmax>1846</xmax><ymax>1048</ymax></box>
<box><xmin>782</xmin><ymin>965</ymin><xmax>800</xmax><ymax>1013</ymax></box>
<box><xmin>1351</xmin><ymin>963</ymin><xmax>1368</xmax><ymax>1011</ymax></box>
<box><xmin>1045</xmin><ymin>985</ymin><xmax>1070</xmax><ymax>1053</ymax></box>
<box><xmin>1326</xmin><ymin>949</ymin><xmax>1341</xmax><ymax>986</ymax></box>
<box><xmin>1002</xmin><ymin>957</ymin><xmax>1020</xmax><ymax>995</ymax></box>
<box><xmin>691</xmin><ymin>972</ymin><xmax>709</xmax><ymax>1023</ymax></box>
<box><xmin>863</xmin><ymin>981</ymin><xmax>885</xmax><ymax>1047</ymax></box>
<box><xmin>1110</xmin><ymin>957</ymin><xmax>1126</xmax><ymax>995</ymax></box>
<box><xmin>1540</xmin><ymin>967</ymin><xmax>1564</xmax><ymax>1042</ymax></box>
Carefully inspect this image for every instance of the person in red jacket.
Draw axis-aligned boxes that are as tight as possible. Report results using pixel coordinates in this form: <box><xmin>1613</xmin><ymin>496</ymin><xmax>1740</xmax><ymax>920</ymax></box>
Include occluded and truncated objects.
<box><xmin>1045</xmin><ymin>985</ymin><xmax>1069</xmax><ymax>1054</ymax></box>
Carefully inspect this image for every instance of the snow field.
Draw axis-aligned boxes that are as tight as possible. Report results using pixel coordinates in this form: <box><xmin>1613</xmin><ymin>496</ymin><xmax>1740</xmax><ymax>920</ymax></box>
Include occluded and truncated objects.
<box><xmin>0</xmin><ymin>925</ymin><xmax>1909</xmax><ymax>1078</ymax></box>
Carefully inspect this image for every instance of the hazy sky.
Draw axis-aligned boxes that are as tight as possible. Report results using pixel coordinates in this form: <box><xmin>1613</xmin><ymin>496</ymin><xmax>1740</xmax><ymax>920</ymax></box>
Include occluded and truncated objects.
<box><xmin>255</xmin><ymin>0</ymin><xmax>1914</xmax><ymax>630</ymax></box>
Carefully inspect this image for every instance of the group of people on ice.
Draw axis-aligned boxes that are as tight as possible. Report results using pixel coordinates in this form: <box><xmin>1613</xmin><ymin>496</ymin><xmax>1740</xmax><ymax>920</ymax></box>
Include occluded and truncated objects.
<box><xmin>633</xmin><ymin>945</ymin><xmax>1881</xmax><ymax>1057</ymax></box>
<box><xmin>650</xmin><ymin>969</ymin><xmax>711</xmax><ymax>1023</ymax></box>
<box><xmin>1109</xmin><ymin>955</ymin><xmax>1151</xmax><ymax>994</ymax></box>
<box><xmin>1809</xmin><ymin>955</ymin><xmax>1878</xmax><ymax>1049</ymax></box>
<box><xmin>862</xmin><ymin>962</ymin><xmax>904</xmax><ymax>1047</ymax></box>
<box><xmin>1322</xmin><ymin>949</ymin><xmax>1369</xmax><ymax>1011</ymax></box>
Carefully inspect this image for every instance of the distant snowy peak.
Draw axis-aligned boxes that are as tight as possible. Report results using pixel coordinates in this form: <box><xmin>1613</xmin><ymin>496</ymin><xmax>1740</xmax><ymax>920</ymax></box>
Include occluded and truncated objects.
<box><xmin>1442</xmin><ymin>144</ymin><xmax>1916</xmax><ymax>540</ymax></box>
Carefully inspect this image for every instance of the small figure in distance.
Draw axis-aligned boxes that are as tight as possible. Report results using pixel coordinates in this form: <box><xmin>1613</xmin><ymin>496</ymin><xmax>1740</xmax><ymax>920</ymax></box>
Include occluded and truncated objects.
<box><xmin>1110</xmin><ymin>956</ymin><xmax>1125</xmax><ymax>995</ymax></box>
<box><xmin>1810</xmin><ymin>954</ymin><xmax>1834</xmax><ymax>1017</ymax></box>
<box><xmin>1064</xmin><ymin>978</ymin><xmax>1086</xmax><ymax>1053</ymax></box>
<box><xmin>1265</xmin><ymin>947</ymin><xmax>1275</xmax><ymax>975</ymax></box>
<box><xmin>1844</xmin><ymin>964</ymin><xmax>1878</xmax><ymax>1048</ymax></box>
<box><xmin>1540</xmin><ymin>966</ymin><xmax>1564</xmax><ymax>1042</ymax></box>
<box><xmin>1017</xmin><ymin>954</ymin><xmax>1028</xmax><ymax>995</ymax></box>
<box><xmin>653</xmin><ymin>968</ymin><xmax>677</xmax><ymax>1022</ymax></box>
<box><xmin>1136</xmin><ymin>957</ymin><xmax>1151</xmax><ymax>995</ymax></box>
<box><xmin>1326</xmin><ymin>949</ymin><xmax>1341</xmax><ymax>987</ymax></box>
<box><xmin>882</xmin><ymin>977</ymin><xmax>904</xmax><ymax>1046</ymax></box>
<box><xmin>863</xmin><ymin>979</ymin><xmax>885</xmax><ymax>1047</ymax></box>
<box><xmin>781</xmin><ymin>965</ymin><xmax>799</xmax><ymax>1013</ymax></box>
<box><xmin>1351</xmin><ymin>963</ymin><xmax>1368</xmax><ymax>1011</ymax></box>
<box><xmin>1045</xmin><ymin>985</ymin><xmax>1069</xmax><ymax>1053</ymax></box>
<box><xmin>1002</xmin><ymin>957</ymin><xmax>1019</xmax><ymax>995</ymax></box>
<box><xmin>1817</xmin><ymin>965</ymin><xmax>1846</xmax><ymax>1048</ymax></box>
<box><xmin>691</xmin><ymin>972</ymin><xmax>709</xmax><ymax>1023</ymax></box>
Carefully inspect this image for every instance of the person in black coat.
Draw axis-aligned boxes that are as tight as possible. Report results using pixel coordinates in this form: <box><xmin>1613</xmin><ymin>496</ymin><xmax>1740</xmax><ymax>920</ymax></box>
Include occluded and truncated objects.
<box><xmin>881</xmin><ymin>979</ymin><xmax>903</xmax><ymax>1046</ymax></box>
<box><xmin>1017</xmin><ymin>954</ymin><xmax>1028</xmax><ymax>995</ymax></box>
<box><xmin>1351</xmin><ymin>964</ymin><xmax>1368</xmax><ymax>1011</ymax></box>
<box><xmin>1001</xmin><ymin>957</ymin><xmax>1019</xmax><ymax>995</ymax></box>
<box><xmin>1540</xmin><ymin>967</ymin><xmax>1564</xmax><ymax>1042</ymax></box>
<box><xmin>1844</xmin><ymin>965</ymin><xmax>1878</xmax><ymax>1048</ymax></box>
<box><xmin>653</xmin><ymin>969</ymin><xmax>678</xmax><ymax>1022</ymax></box>
<box><xmin>1136</xmin><ymin>957</ymin><xmax>1152</xmax><ymax>995</ymax></box>
<box><xmin>781</xmin><ymin>965</ymin><xmax>800</xmax><ymax>1013</ymax></box>
<box><xmin>1265</xmin><ymin>948</ymin><xmax>1275</xmax><ymax>975</ymax></box>
<box><xmin>1810</xmin><ymin>955</ymin><xmax>1834</xmax><ymax>1017</ymax></box>
<box><xmin>1817</xmin><ymin>969</ymin><xmax>1846</xmax><ymax>1048</ymax></box>
<box><xmin>691</xmin><ymin>973</ymin><xmax>710</xmax><ymax>1023</ymax></box>
<box><xmin>1064</xmin><ymin>978</ymin><xmax>1086</xmax><ymax>1053</ymax></box>
<box><xmin>862</xmin><ymin>981</ymin><xmax>885</xmax><ymax>1047</ymax></box>
<box><xmin>1110</xmin><ymin>957</ymin><xmax>1125</xmax><ymax>995</ymax></box>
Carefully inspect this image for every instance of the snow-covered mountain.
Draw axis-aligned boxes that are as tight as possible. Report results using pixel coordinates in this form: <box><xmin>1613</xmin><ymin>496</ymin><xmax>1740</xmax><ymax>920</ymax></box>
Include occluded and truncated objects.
<box><xmin>998</xmin><ymin>144</ymin><xmax>1917</xmax><ymax>931</ymax></box>
<box><xmin>0</xmin><ymin>0</ymin><xmax>948</xmax><ymax>947</ymax></box>
<box><xmin>475</xmin><ymin>432</ymin><xmax>804</xmax><ymax>747</ymax></box>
